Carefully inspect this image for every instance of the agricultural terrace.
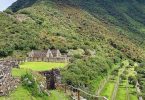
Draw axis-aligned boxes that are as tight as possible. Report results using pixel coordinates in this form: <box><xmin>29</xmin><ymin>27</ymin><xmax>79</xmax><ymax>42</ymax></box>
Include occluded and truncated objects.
<box><xmin>99</xmin><ymin>60</ymin><xmax>138</xmax><ymax>100</ymax></box>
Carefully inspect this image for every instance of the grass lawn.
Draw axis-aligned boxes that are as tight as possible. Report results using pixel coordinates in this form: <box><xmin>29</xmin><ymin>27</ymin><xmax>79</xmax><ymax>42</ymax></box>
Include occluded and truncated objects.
<box><xmin>128</xmin><ymin>84</ymin><xmax>138</xmax><ymax>100</ymax></box>
<box><xmin>20</xmin><ymin>62</ymin><xmax>67</xmax><ymax>71</ymax></box>
<box><xmin>90</xmin><ymin>77</ymin><xmax>102</xmax><ymax>93</ymax></box>
<box><xmin>12</xmin><ymin>68</ymin><xmax>28</xmax><ymax>77</ymax></box>
<box><xmin>0</xmin><ymin>85</ymin><xmax>45</xmax><ymax>100</ymax></box>
<box><xmin>0</xmin><ymin>85</ymin><xmax>69</xmax><ymax>100</ymax></box>
<box><xmin>48</xmin><ymin>90</ymin><xmax>70</xmax><ymax>100</ymax></box>
<box><xmin>100</xmin><ymin>80</ymin><xmax>115</xmax><ymax>99</ymax></box>
<box><xmin>116</xmin><ymin>81</ymin><xmax>138</xmax><ymax>100</ymax></box>
<box><xmin>116</xmin><ymin>80</ymin><xmax>127</xmax><ymax>100</ymax></box>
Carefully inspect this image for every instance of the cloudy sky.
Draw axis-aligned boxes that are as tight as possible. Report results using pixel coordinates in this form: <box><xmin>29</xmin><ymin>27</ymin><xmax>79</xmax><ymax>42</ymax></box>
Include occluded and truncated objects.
<box><xmin>0</xmin><ymin>0</ymin><xmax>17</xmax><ymax>11</ymax></box>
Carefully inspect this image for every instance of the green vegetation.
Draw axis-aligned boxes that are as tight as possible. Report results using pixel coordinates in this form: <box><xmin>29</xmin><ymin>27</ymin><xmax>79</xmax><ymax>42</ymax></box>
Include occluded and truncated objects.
<box><xmin>9</xmin><ymin>62</ymin><xmax>69</xmax><ymax>100</ymax></box>
<box><xmin>48</xmin><ymin>90</ymin><xmax>69</xmax><ymax>100</ymax></box>
<box><xmin>0</xmin><ymin>85</ymin><xmax>37</xmax><ymax>100</ymax></box>
<box><xmin>0</xmin><ymin>0</ymin><xmax>144</xmax><ymax>61</ymax></box>
<box><xmin>99</xmin><ymin>61</ymin><xmax>138</xmax><ymax>100</ymax></box>
<box><xmin>90</xmin><ymin>78</ymin><xmax>102</xmax><ymax>93</ymax></box>
<box><xmin>135</xmin><ymin>62</ymin><xmax>145</xmax><ymax>99</ymax></box>
<box><xmin>20</xmin><ymin>62</ymin><xmax>67</xmax><ymax>71</ymax></box>
<box><xmin>20</xmin><ymin>72</ymin><xmax>49</xmax><ymax>100</ymax></box>
<box><xmin>12</xmin><ymin>62</ymin><xmax>67</xmax><ymax>78</ymax></box>
<box><xmin>0</xmin><ymin>0</ymin><xmax>145</xmax><ymax>98</ymax></box>
<box><xmin>61</xmin><ymin>57</ymin><xmax>112</xmax><ymax>93</ymax></box>
<box><xmin>12</xmin><ymin>68</ymin><xmax>28</xmax><ymax>77</ymax></box>
<box><xmin>100</xmin><ymin>80</ymin><xmax>115</xmax><ymax>99</ymax></box>
<box><xmin>116</xmin><ymin>80</ymin><xmax>138</xmax><ymax>100</ymax></box>
<box><xmin>128</xmin><ymin>84</ymin><xmax>138</xmax><ymax>100</ymax></box>
<box><xmin>116</xmin><ymin>80</ymin><xmax>127</xmax><ymax>100</ymax></box>
<box><xmin>0</xmin><ymin>85</ymin><xmax>69</xmax><ymax>100</ymax></box>
<box><xmin>10</xmin><ymin>67</ymin><xmax>69</xmax><ymax>100</ymax></box>
<box><xmin>127</xmin><ymin>66</ymin><xmax>138</xmax><ymax>100</ymax></box>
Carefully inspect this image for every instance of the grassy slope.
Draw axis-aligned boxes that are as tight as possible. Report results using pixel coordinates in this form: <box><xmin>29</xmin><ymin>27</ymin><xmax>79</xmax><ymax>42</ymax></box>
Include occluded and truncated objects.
<box><xmin>20</xmin><ymin>62</ymin><xmax>67</xmax><ymax>71</ymax></box>
<box><xmin>0</xmin><ymin>86</ymin><xmax>33</xmax><ymax>100</ymax></box>
<box><xmin>12</xmin><ymin>68</ymin><xmax>28</xmax><ymax>77</ymax></box>
<box><xmin>116</xmin><ymin>80</ymin><xmax>127</xmax><ymax>100</ymax></box>
<box><xmin>51</xmin><ymin>0</ymin><xmax>145</xmax><ymax>49</ymax></box>
<box><xmin>128</xmin><ymin>84</ymin><xmax>138</xmax><ymax>100</ymax></box>
<box><xmin>0</xmin><ymin>0</ymin><xmax>143</xmax><ymax>61</ymax></box>
<box><xmin>100</xmin><ymin>80</ymin><xmax>115</xmax><ymax>99</ymax></box>
<box><xmin>48</xmin><ymin>90</ymin><xmax>69</xmax><ymax>100</ymax></box>
<box><xmin>0</xmin><ymin>85</ymin><xmax>69</xmax><ymax>100</ymax></box>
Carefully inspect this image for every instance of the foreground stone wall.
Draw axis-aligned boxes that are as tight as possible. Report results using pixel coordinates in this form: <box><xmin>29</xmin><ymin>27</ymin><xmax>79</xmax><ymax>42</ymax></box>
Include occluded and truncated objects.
<box><xmin>0</xmin><ymin>61</ymin><xmax>19</xmax><ymax>96</ymax></box>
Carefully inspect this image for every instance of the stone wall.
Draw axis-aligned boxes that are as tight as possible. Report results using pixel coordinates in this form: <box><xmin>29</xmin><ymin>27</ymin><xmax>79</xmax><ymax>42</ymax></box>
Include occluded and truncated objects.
<box><xmin>39</xmin><ymin>69</ymin><xmax>61</xmax><ymax>89</ymax></box>
<box><xmin>0</xmin><ymin>61</ymin><xmax>19</xmax><ymax>96</ymax></box>
<box><xmin>27</xmin><ymin>57</ymin><xmax>69</xmax><ymax>63</ymax></box>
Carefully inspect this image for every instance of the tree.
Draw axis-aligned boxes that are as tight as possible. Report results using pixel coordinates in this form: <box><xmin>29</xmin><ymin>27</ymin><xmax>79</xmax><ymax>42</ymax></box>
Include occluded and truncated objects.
<box><xmin>120</xmin><ymin>74</ymin><xmax>126</xmax><ymax>80</ymax></box>
<box><xmin>128</xmin><ymin>76</ymin><xmax>137</xmax><ymax>87</ymax></box>
<box><xmin>111</xmin><ymin>69</ymin><xmax>119</xmax><ymax>76</ymax></box>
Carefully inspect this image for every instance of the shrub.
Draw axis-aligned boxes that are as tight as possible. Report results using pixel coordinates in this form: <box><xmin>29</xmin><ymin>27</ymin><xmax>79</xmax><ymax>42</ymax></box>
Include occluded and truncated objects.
<box><xmin>128</xmin><ymin>75</ymin><xmax>137</xmax><ymax>87</ymax></box>
<box><xmin>21</xmin><ymin>72</ymin><xmax>47</xmax><ymax>97</ymax></box>
<box><xmin>120</xmin><ymin>74</ymin><xmax>126</xmax><ymax>80</ymax></box>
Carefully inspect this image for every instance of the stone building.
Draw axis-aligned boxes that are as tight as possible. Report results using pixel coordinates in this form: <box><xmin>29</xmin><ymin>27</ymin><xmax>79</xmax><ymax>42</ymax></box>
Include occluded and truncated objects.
<box><xmin>0</xmin><ymin>61</ymin><xmax>19</xmax><ymax>96</ymax></box>
<box><xmin>27</xmin><ymin>49</ymin><xmax>69</xmax><ymax>62</ymax></box>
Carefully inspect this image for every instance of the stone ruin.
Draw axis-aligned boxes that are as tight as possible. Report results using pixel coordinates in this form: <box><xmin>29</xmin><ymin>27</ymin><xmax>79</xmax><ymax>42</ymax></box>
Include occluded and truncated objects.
<box><xmin>39</xmin><ymin>69</ymin><xmax>61</xmax><ymax>90</ymax></box>
<box><xmin>0</xmin><ymin>61</ymin><xmax>19</xmax><ymax>96</ymax></box>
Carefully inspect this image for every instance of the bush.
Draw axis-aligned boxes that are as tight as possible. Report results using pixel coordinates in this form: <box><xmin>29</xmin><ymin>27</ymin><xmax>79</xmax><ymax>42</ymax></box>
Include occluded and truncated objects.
<box><xmin>128</xmin><ymin>76</ymin><xmax>137</xmax><ymax>87</ymax></box>
<box><xmin>120</xmin><ymin>74</ymin><xmax>126</xmax><ymax>80</ymax></box>
<box><xmin>61</xmin><ymin>56</ymin><xmax>112</xmax><ymax>92</ymax></box>
<box><xmin>123</xmin><ymin>70</ymin><xmax>128</xmax><ymax>75</ymax></box>
<box><xmin>111</xmin><ymin>69</ymin><xmax>119</xmax><ymax>76</ymax></box>
<box><xmin>68</xmin><ymin>49</ymin><xmax>85</xmax><ymax>57</ymax></box>
<box><xmin>21</xmin><ymin>72</ymin><xmax>47</xmax><ymax>97</ymax></box>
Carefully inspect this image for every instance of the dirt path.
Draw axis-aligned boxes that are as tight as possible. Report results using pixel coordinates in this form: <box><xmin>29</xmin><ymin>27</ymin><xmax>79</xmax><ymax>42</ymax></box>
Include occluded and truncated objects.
<box><xmin>136</xmin><ymin>81</ymin><xmax>143</xmax><ymax>100</ymax></box>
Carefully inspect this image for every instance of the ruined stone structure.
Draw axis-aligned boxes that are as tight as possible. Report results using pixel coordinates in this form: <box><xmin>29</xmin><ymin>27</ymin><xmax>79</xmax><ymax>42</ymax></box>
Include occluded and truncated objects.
<box><xmin>39</xmin><ymin>69</ymin><xmax>61</xmax><ymax>89</ymax></box>
<box><xmin>0</xmin><ymin>58</ymin><xmax>24</xmax><ymax>68</ymax></box>
<box><xmin>0</xmin><ymin>61</ymin><xmax>19</xmax><ymax>96</ymax></box>
<box><xmin>27</xmin><ymin>49</ymin><xmax>69</xmax><ymax>62</ymax></box>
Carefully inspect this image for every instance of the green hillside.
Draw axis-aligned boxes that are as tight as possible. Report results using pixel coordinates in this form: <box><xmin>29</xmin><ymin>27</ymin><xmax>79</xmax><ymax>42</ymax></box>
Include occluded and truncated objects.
<box><xmin>0</xmin><ymin>0</ymin><xmax>144</xmax><ymax>60</ymax></box>
<box><xmin>0</xmin><ymin>0</ymin><xmax>145</xmax><ymax>96</ymax></box>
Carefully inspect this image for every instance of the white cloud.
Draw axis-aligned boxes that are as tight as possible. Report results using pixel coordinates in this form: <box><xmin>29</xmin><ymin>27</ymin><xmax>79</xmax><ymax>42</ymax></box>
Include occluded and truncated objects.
<box><xmin>0</xmin><ymin>0</ymin><xmax>17</xmax><ymax>11</ymax></box>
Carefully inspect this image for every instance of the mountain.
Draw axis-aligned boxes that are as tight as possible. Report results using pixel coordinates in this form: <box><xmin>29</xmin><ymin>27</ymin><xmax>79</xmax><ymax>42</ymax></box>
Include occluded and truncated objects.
<box><xmin>0</xmin><ymin>0</ymin><xmax>145</xmax><ymax>94</ymax></box>
<box><xmin>9</xmin><ymin>0</ymin><xmax>145</xmax><ymax>46</ymax></box>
